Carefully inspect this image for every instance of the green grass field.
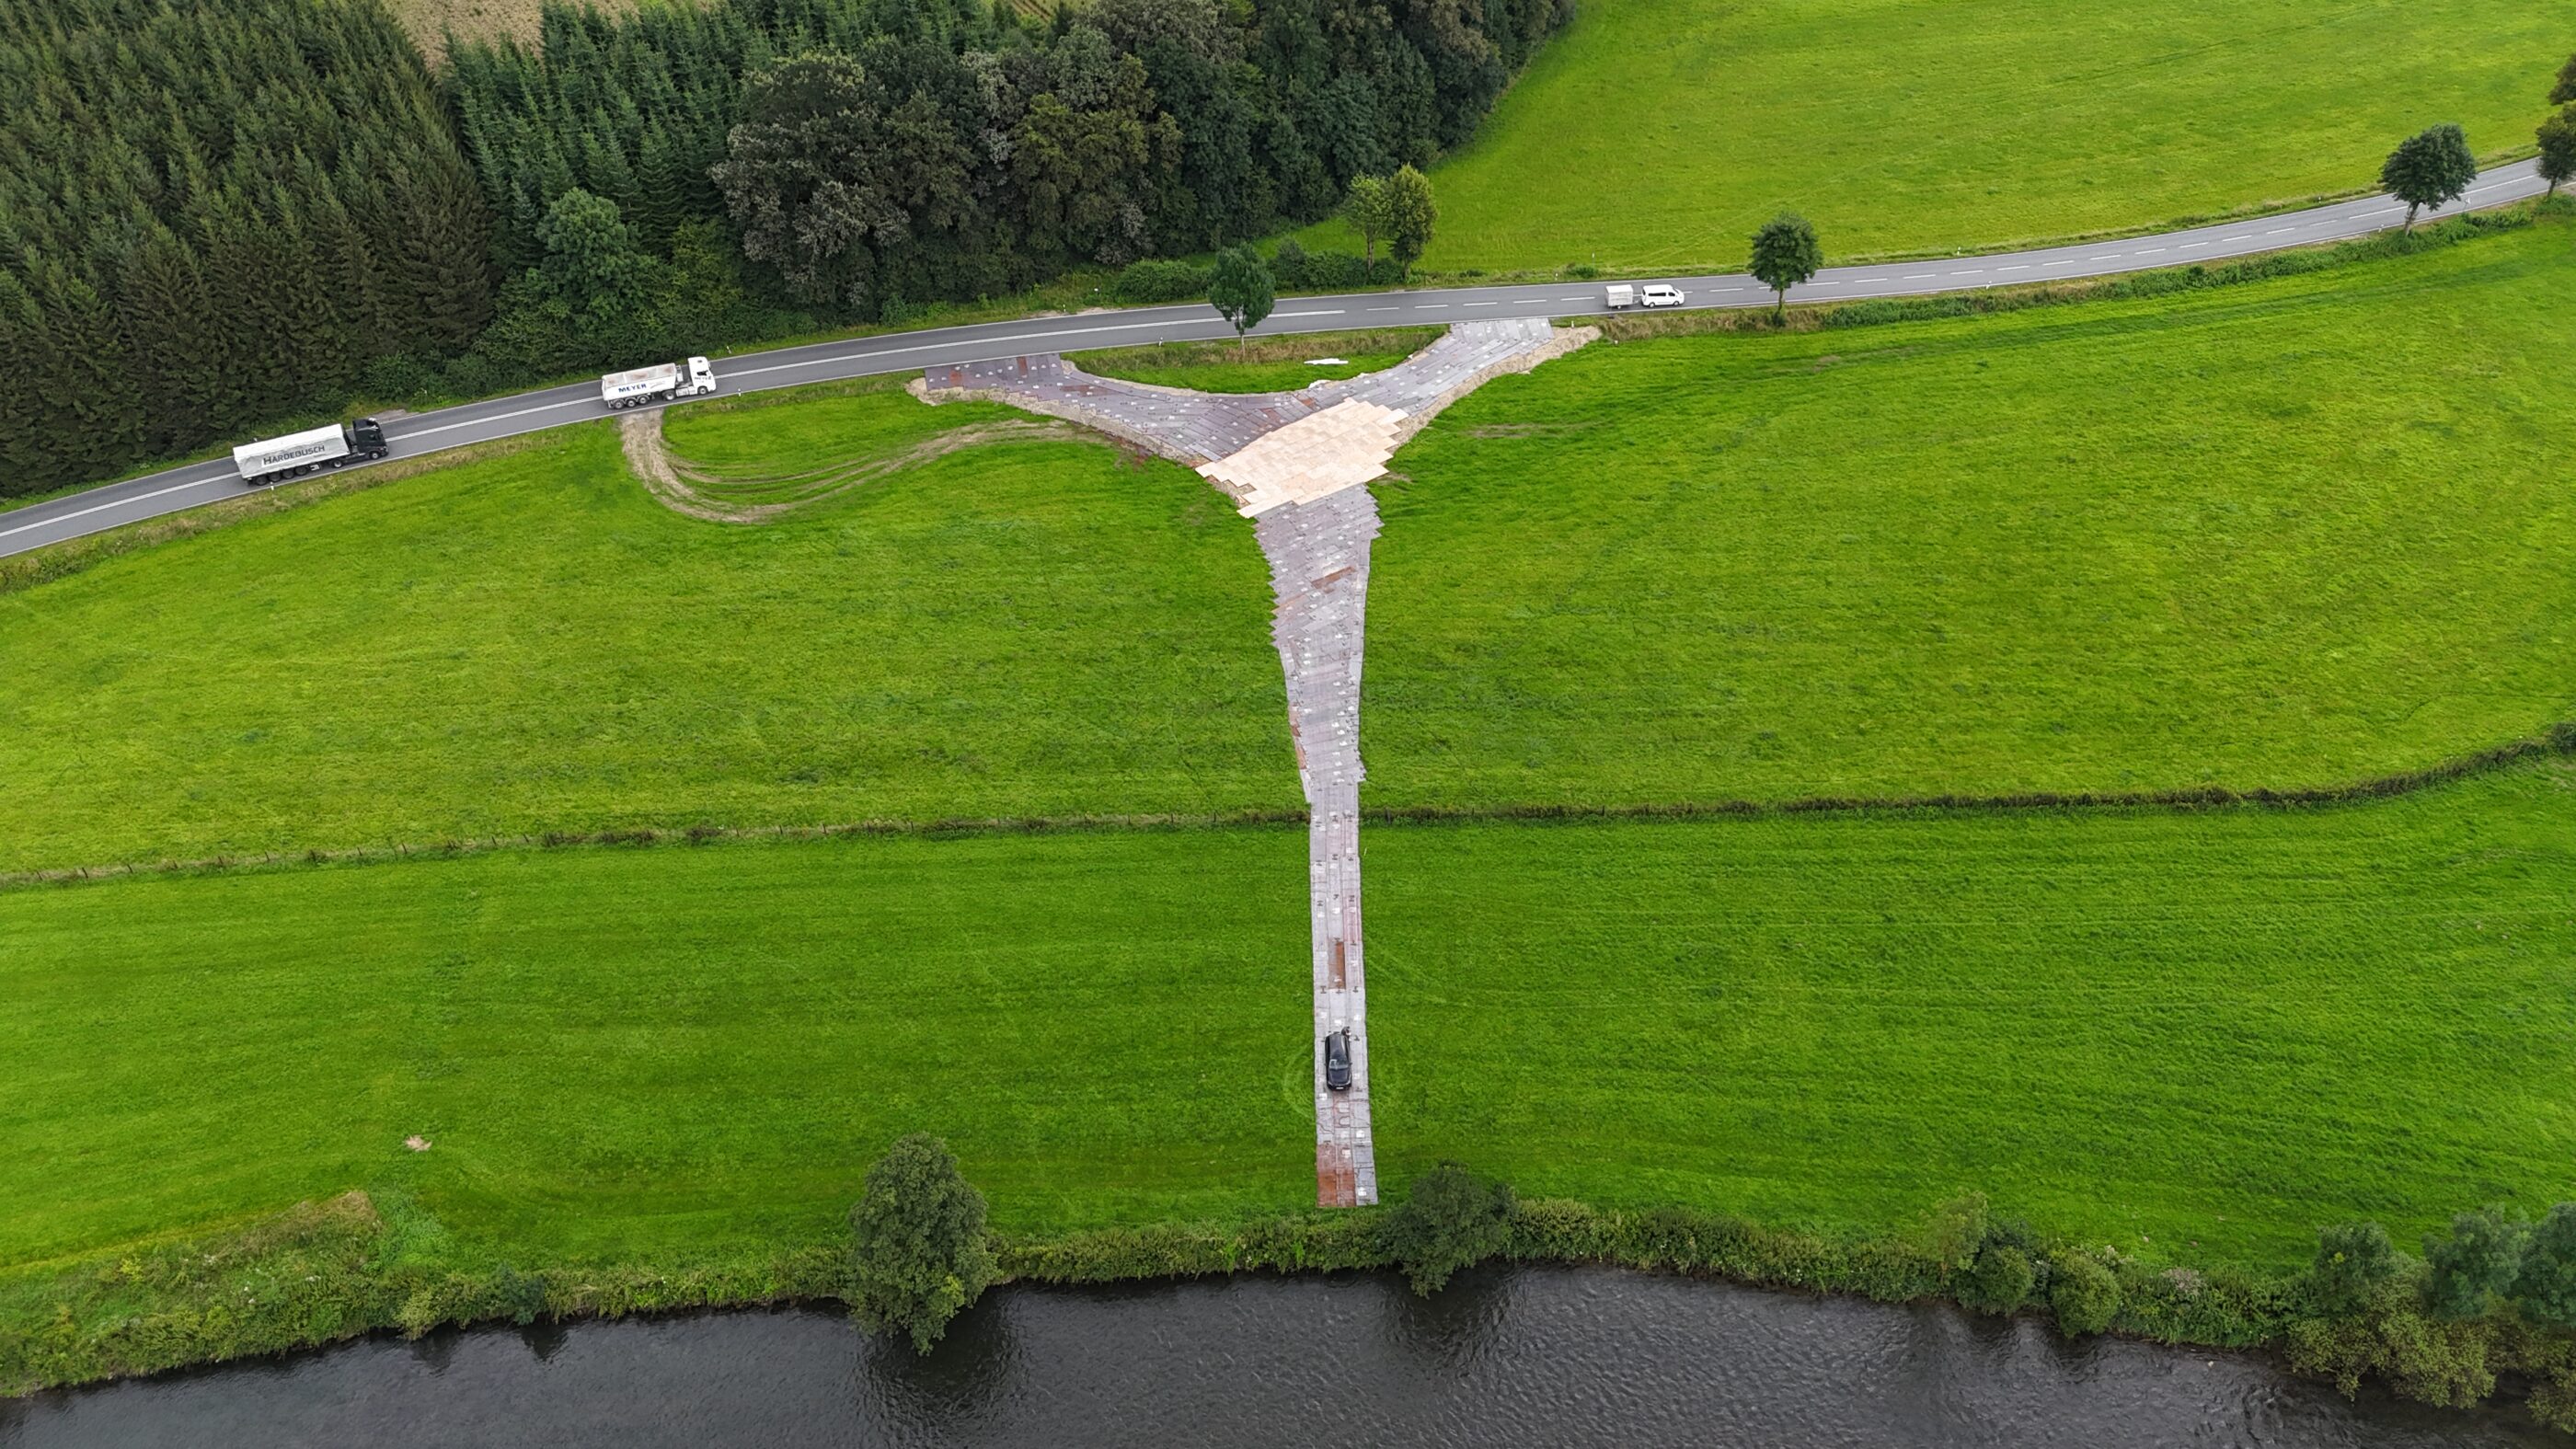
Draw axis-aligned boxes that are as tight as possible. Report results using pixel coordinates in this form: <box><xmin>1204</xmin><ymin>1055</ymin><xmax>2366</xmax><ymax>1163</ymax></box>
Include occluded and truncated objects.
<box><xmin>0</xmin><ymin>392</ymin><xmax>1294</xmax><ymax>873</ymax></box>
<box><xmin>4</xmin><ymin>759</ymin><xmax>2569</xmax><ymax>1274</ymax></box>
<box><xmin>1072</xmin><ymin>328</ymin><xmax>1441</xmax><ymax>393</ymax></box>
<box><xmin>1366</xmin><ymin>221</ymin><xmax>2576</xmax><ymax>809</ymax></box>
<box><xmin>1302</xmin><ymin>0</ymin><xmax>2559</xmax><ymax>272</ymax></box>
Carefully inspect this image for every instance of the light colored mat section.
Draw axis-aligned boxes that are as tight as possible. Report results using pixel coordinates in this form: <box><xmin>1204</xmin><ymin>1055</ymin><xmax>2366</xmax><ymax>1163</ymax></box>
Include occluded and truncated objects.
<box><xmin>917</xmin><ymin>318</ymin><xmax>1595</xmax><ymax>1210</ymax></box>
<box><xmin>1199</xmin><ymin>399</ymin><xmax>1408</xmax><ymax>517</ymax></box>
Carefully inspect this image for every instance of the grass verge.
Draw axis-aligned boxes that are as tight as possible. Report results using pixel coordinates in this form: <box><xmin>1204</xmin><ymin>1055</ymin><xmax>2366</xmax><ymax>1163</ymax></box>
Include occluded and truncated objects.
<box><xmin>1071</xmin><ymin>328</ymin><xmax>1442</xmax><ymax>393</ymax></box>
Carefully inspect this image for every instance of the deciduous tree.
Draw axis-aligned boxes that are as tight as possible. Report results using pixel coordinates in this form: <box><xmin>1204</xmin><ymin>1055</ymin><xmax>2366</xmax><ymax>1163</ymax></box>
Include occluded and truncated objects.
<box><xmin>2552</xmin><ymin>52</ymin><xmax>2576</xmax><ymax>106</ymax></box>
<box><xmin>1207</xmin><ymin>243</ymin><xmax>1275</xmax><ymax>353</ymax></box>
<box><xmin>847</xmin><ymin>1133</ymin><xmax>996</xmax><ymax>1353</ymax></box>
<box><xmin>1382</xmin><ymin>1163</ymin><xmax>1514</xmax><ymax>1295</ymax></box>
<box><xmin>2424</xmin><ymin>1206</ymin><xmax>2525</xmax><ymax>1320</ymax></box>
<box><xmin>1341</xmin><ymin>173</ymin><xmax>1391</xmax><ymax>271</ymax></box>
<box><xmin>2379</xmin><ymin>124</ymin><xmax>2478</xmax><ymax>231</ymax></box>
<box><xmin>2313</xmin><ymin>1221</ymin><xmax>2401</xmax><ymax>1317</ymax></box>
<box><xmin>1382</xmin><ymin>164</ymin><xmax>1437</xmax><ymax>270</ymax></box>
<box><xmin>2538</xmin><ymin>107</ymin><xmax>2576</xmax><ymax>199</ymax></box>
<box><xmin>2514</xmin><ymin>1203</ymin><xmax>2576</xmax><ymax>1329</ymax></box>
<box><xmin>713</xmin><ymin>51</ymin><xmax>907</xmax><ymax>315</ymax></box>
<box><xmin>1748</xmin><ymin>212</ymin><xmax>1822</xmax><ymax>321</ymax></box>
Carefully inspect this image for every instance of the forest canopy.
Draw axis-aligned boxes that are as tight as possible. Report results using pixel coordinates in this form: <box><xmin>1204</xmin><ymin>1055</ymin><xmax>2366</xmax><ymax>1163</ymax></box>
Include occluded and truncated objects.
<box><xmin>0</xmin><ymin>0</ymin><xmax>1566</xmax><ymax>495</ymax></box>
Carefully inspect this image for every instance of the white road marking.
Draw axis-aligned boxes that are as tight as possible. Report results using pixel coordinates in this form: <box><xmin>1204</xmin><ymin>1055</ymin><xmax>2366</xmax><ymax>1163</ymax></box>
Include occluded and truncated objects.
<box><xmin>0</xmin><ymin>475</ymin><xmax>230</xmax><ymax>538</ymax></box>
<box><xmin>2135</xmin><ymin>247</ymin><xmax>2166</xmax><ymax>255</ymax></box>
<box><xmin>397</xmin><ymin>397</ymin><xmax>592</xmax><ymax>436</ymax></box>
<box><xmin>17</xmin><ymin>162</ymin><xmax>2549</xmax><ymax>556</ymax></box>
<box><xmin>1997</xmin><ymin>265</ymin><xmax>2029</xmax><ymax>272</ymax></box>
<box><xmin>1463</xmin><ymin>301</ymin><xmax>1499</xmax><ymax>306</ymax></box>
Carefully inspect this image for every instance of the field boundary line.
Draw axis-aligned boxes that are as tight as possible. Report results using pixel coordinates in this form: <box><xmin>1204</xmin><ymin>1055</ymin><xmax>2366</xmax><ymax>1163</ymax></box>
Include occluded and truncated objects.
<box><xmin>6</xmin><ymin>730</ymin><xmax>2566</xmax><ymax>895</ymax></box>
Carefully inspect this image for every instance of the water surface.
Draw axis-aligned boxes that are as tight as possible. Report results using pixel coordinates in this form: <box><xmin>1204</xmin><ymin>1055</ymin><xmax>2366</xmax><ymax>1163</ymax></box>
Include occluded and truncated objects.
<box><xmin>2</xmin><ymin>1266</ymin><xmax>2552</xmax><ymax>1446</ymax></box>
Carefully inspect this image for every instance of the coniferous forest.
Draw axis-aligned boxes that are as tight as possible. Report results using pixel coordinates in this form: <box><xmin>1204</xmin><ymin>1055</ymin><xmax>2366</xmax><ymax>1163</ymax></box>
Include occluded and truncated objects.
<box><xmin>0</xmin><ymin>0</ymin><xmax>1568</xmax><ymax>495</ymax></box>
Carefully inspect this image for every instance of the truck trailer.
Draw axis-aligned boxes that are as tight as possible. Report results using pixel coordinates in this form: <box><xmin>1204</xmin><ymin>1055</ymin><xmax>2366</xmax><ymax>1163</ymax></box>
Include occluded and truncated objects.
<box><xmin>600</xmin><ymin>356</ymin><xmax>718</xmax><ymax>409</ymax></box>
<box><xmin>231</xmin><ymin>419</ymin><xmax>390</xmax><ymax>484</ymax></box>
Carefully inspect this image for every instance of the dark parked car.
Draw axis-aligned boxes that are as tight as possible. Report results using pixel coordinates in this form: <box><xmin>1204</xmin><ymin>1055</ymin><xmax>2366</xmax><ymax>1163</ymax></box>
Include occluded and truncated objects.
<box><xmin>1323</xmin><ymin>1029</ymin><xmax>1353</xmax><ymax>1091</ymax></box>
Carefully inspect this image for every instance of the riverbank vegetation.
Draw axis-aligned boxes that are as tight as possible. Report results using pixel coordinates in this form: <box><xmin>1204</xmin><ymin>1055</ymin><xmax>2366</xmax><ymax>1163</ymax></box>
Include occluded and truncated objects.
<box><xmin>1359</xmin><ymin>0</ymin><xmax>2559</xmax><ymax>273</ymax></box>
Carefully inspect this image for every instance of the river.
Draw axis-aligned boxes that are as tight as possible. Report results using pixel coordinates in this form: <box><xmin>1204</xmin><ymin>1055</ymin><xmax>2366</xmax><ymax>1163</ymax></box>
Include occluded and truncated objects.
<box><xmin>2</xmin><ymin>1266</ymin><xmax>2553</xmax><ymax>1446</ymax></box>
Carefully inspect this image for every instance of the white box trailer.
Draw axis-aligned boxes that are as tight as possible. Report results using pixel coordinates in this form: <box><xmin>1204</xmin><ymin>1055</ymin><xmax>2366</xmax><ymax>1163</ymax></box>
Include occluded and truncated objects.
<box><xmin>1604</xmin><ymin>283</ymin><xmax>1635</xmax><ymax>309</ymax></box>
<box><xmin>232</xmin><ymin>419</ymin><xmax>390</xmax><ymax>484</ymax></box>
<box><xmin>600</xmin><ymin>356</ymin><xmax>718</xmax><ymax>409</ymax></box>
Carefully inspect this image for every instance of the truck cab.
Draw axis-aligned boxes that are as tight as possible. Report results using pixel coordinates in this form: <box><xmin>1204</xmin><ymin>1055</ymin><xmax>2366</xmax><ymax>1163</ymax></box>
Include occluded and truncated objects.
<box><xmin>347</xmin><ymin>418</ymin><xmax>388</xmax><ymax>457</ymax></box>
<box><xmin>684</xmin><ymin>356</ymin><xmax>717</xmax><ymax>396</ymax></box>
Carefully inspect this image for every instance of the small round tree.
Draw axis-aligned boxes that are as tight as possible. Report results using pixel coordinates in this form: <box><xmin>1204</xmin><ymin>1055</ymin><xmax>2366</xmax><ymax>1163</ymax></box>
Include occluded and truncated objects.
<box><xmin>1383</xmin><ymin>165</ymin><xmax>1439</xmax><ymax>274</ymax></box>
<box><xmin>2311</xmin><ymin>1221</ymin><xmax>2400</xmax><ymax>1316</ymax></box>
<box><xmin>2424</xmin><ymin>1206</ymin><xmax>2526</xmax><ymax>1320</ymax></box>
<box><xmin>1342</xmin><ymin>174</ymin><xmax>1391</xmax><ymax>274</ymax></box>
<box><xmin>2538</xmin><ymin>107</ymin><xmax>2576</xmax><ymax>199</ymax></box>
<box><xmin>1748</xmin><ymin>213</ymin><xmax>1823</xmax><ymax>322</ymax></box>
<box><xmin>1959</xmin><ymin>1245</ymin><xmax>2034</xmax><ymax>1316</ymax></box>
<box><xmin>2378</xmin><ymin>123</ymin><xmax>2479</xmax><ymax>231</ymax></box>
<box><xmin>1382</xmin><ymin>1162</ymin><xmax>1514</xmax><ymax>1295</ymax></box>
<box><xmin>848</xmin><ymin>1133</ymin><xmax>996</xmax><ymax>1352</ymax></box>
<box><xmin>2552</xmin><ymin>52</ymin><xmax>2576</xmax><ymax>106</ymax></box>
<box><xmin>2049</xmin><ymin>1252</ymin><xmax>2122</xmax><ymax>1336</ymax></box>
<box><xmin>2514</xmin><ymin>1202</ymin><xmax>2576</xmax><ymax>1329</ymax></box>
<box><xmin>1208</xmin><ymin>244</ymin><xmax>1275</xmax><ymax>357</ymax></box>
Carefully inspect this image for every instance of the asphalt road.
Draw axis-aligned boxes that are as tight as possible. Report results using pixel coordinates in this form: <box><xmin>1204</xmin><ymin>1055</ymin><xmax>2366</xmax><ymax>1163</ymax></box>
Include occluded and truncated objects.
<box><xmin>0</xmin><ymin>158</ymin><xmax>2547</xmax><ymax>559</ymax></box>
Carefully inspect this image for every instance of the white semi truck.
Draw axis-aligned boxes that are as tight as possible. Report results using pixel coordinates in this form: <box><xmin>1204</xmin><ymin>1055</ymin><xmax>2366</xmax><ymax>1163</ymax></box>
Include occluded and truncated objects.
<box><xmin>600</xmin><ymin>356</ymin><xmax>718</xmax><ymax>409</ymax></box>
<box><xmin>231</xmin><ymin>419</ymin><xmax>391</xmax><ymax>484</ymax></box>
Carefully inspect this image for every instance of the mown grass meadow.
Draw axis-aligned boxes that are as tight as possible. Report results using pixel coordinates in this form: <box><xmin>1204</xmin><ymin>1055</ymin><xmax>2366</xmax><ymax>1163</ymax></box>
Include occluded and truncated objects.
<box><xmin>1368</xmin><ymin>219</ymin><xmax>2576</xmax><ymax>809</ymax></box>
<box><xmin>0</xmin><ymin>398</ymin><xmax>1294</xmax><ymax>873</ymax></box>
<box><xmin>1330</xmin><ymin>0</ymin><xmax>2561</xmax><ymax>272</ymax></box>
<box><xmin>3</xmin><ymin>760</ymin><xmax>2570</xmax><ymax>1280</ymax></box>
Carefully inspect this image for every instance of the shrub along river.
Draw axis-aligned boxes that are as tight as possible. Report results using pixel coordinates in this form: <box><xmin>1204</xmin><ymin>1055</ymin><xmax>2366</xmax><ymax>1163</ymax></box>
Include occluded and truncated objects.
<box><xmin>0</xmin><ymin>1266</ymin><xmax>2555</xmax><ymax>1446</ymax></box>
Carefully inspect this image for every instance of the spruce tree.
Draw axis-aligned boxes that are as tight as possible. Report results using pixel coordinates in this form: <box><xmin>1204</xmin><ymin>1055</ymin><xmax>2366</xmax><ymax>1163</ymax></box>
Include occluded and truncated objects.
<box><xmin>115</xmin><ymin>223</ymin><xmax>219</xmax><ymax>455</ymax></box>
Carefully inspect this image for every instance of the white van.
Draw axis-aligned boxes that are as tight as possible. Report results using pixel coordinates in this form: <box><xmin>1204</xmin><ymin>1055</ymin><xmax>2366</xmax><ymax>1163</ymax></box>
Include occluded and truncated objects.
<box><xmin>1639</xmin><ymin>283</ymin><xmax>1685</xmax><ymax>308</ymax></box>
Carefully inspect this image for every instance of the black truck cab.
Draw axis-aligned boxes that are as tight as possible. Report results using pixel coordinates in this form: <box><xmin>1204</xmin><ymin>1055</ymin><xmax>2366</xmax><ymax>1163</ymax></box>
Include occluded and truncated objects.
<box><xmin>347</xmin><ymin>417</ymin><xmax>389</xmax><ymax>458</ymax></box>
